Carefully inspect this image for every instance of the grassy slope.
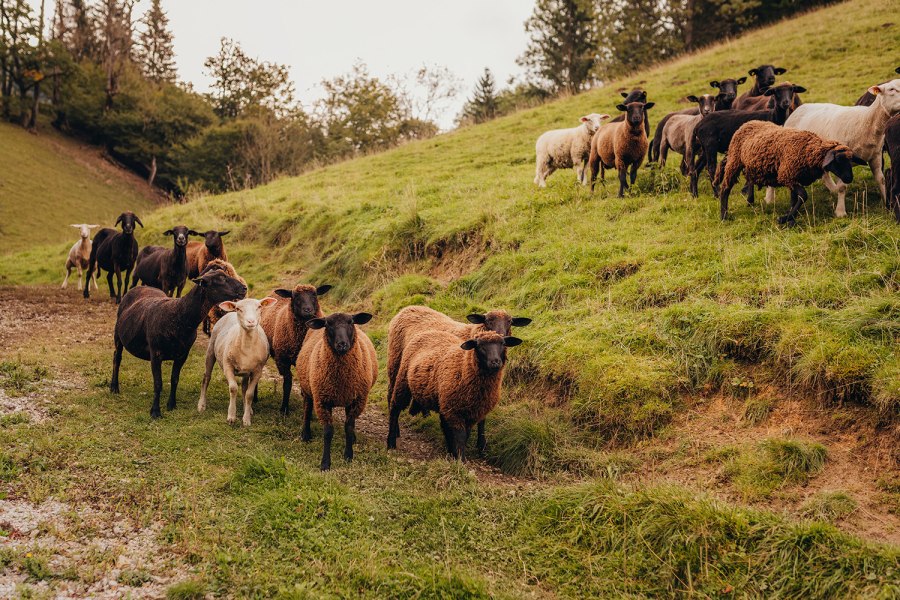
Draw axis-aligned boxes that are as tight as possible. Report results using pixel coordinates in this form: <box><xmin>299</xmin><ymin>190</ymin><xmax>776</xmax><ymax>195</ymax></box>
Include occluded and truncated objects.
<box><xmin>0</xmin><ymin>121</ymin><xmax>159</xmax><ymax>253</ymax></box>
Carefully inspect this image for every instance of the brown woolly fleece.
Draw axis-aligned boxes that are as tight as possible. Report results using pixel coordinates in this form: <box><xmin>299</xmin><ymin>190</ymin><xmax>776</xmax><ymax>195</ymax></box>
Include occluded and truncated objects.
<box><xmin>187</xmin><ymin>241</ymin><xmax>228</xmax><ymax>279</ymax></box>
<box><xmin>295</xmin><ymin>327</ymin><xmax>377</xmax><ymax>427</ymax></box>
<box><xmin>201</xmin><ymin>259</ymin><xmax>247</xmax><ymax>332</ymax></box>
<box><xmin>716</xmin><ymin>121</ymin><xmax>853</xmax><ymax>191</ymax></box>
<box><xmin>260</xmin><ymin>284</ymin><xmax>322</xmax><ymax>368</ymax></box>
<box><xmin>590</xmin><ymin>121</ymin><xmax>648</xmax><ymax>175</ymax></box>
<box><xmin>391</xmin><ymin>330</ymin><xmax>506</xmax><ymax>431</ymax></box>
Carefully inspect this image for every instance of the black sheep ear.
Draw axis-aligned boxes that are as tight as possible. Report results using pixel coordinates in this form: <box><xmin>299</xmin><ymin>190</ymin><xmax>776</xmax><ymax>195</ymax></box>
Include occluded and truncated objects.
<box><xmin>188</xmin><ymin>230</ymin><xmax>202</xmax><ymax>236</ymax></box>
<box><xmin>504</xmin><ymin>336</ymin><xmax>523</xmax><ymax>347</ymax></box>
<box><xmin>163</xmin><ymin>229</ymin><xmax>174</xmax><ymax>236</ymax></box>
<box><xmin>466</xmin><ymin>314</ymin><xmax>487</xmax><ymax>324</ymax></box>
<box><xmin>774</xmin><ymin>67</ymin><xmax>787</xmax><ymax>75</ymax></box>
<box><xmin>219</xmin><ymin>230</ymin><xmax>230</xmax><ymax>236</ymax></box>
<box><xmin>850</xmin><ymin>155</ymin><xmax>867</xmax><ymax>166</ymax></box>
<box><xmin>643</xmin><ymin>102</ymin><xmax>655</xmax><ymax>110</ymax></box>
<box><xmin>115</xmin><ymin>214</ymin><xmax>124</xmax><ymax>226</ymax></box>
<box><xmin>709</xmin><ymin>80</ymin><xmax>720</xmax><ymax>89</ymax></box>
<box><xmin>135</xmin><ymin>216</ymin><xmax>144</xmax><ymax>227</ymax></box>
<box><xmin>896</xmin><ymin>67</ymin><xmax>900</xmax><ymax>74</ymax></box>
<box><xmin>764</xmin><ymin>87</ymin><xmax>776</xmax><ymax>96</ymax></box>
<box><xmin>273</xmin><ymin>288</ymin><xmax>293</xmax><ymax>298</ymax></box>
<box><xmin>620</xmin><ymin>92</ymin><xmax>629</xmax><ymax>98</ymax></box>
<box><xmin>511</xmin><ymin>317</ymin><xmax>532</xmax><ymax>327</ymax></box>
<box><xmin>616</xmin><ymin>103</ymin><xmax>627</xmax><ymax>112</ymax></box>
<box><xmin>792</xmin><ymin>85</ymin><xmax>807</xmax><ymax>94</ymax></box>
<box><xmin>460</xmin><ymin>340</ymin><xmax>478</xmax><ymax>351</ymax></box>
<box><xmin>315</xmin><ymin>284</ymin><xmax>333</xmax><ymax>296</ymax></box>
<box><xmin>737</xmin><ymin>76</ymin><xmax>747</xmax><ymax>84</ymax></box>
<box><xmin>306</xmin><ymin>318</ymin><xmax>326</xmax><ymax>330</ymax></box>
<box><xmin>352</xmin><ymin>312</ymin><xmax>373</xmax><ymax>325</ymax></box>
<box><xmin>686</xmin><ymin>95</ymin><xmax>699</xmax><ymax>103</ymax></box>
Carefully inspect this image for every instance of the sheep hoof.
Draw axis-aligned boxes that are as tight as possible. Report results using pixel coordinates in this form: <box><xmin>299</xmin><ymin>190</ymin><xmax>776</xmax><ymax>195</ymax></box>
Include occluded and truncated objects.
<box><xmin>320</xmin><ymin>460</ymin><xmax>331</xmax><ymax>471</ymax></box>
<box><xmin>227</xmin><ymin>417</ymin><xmax>238</xmax><ymax>425</ymax></box>
<box><xmin>777</xmin><ymin>215</ymin><xmax>796</xmax><ymax>227</ymax></box>
<box><xmin>242</xmin><ymin>419</ymin><xmax>251</xmax><ymax>427</ymax></box>
<box><xmin>301</xmin><ymin>429</ymin><xmax>312</xmax><ymax>442</ymax></box>
<box><xmin>150</xmin><ymin>410</ymin><xmax>161</xmax><ymax>420</ymax></box>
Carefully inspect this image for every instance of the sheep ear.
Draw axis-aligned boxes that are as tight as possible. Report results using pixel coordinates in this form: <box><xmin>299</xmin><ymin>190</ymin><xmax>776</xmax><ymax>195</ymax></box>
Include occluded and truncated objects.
<box><xmin>219</xmin><ymin>230</ymin><xmax>230</xmax><ymax>236</ymax></box>
<box><xmin>218</xmin><ymin>301</ymin><xmax>237</xmax><ymax>312</ymax></box>
<box><xmin>188</xmin><ymin>229</ymin><xmax>202</xmax><ymax>236</ymax></box>
<box><xmin>580</xmin><ymin>115</ymin><xmax>590</xmax><ymax>123</ymax></box>
<box><xmin>764</xmin><ymin>87</ymin><xmax>776</xmax><ymax>96</ymax></box>
<box><xmin>686</xmin><ymin>95</ymin><xmax>699</xmax><ymax>103</ymax></box>
<box><xmin>850</xmin><ymin>155</ymin><xmax>867</xmax><ymax>166</ymax></box>
<box><xmin>115</xmin><ymin>214</ymin><xmax>124</xmax><ymax>226</ymax></box>
<box><xmin>620</xmin><ymin>92</ymin><xmax>629</xmax><ymax>98</ymax></box>
<box><xmin>460</xmin><ymin>340</ymin><xmax>478</xmax><ymax>351</ymax></box>
<box><xmin>71</xmin><ymin>224</ymin><xmax>81</xmax><ymax>228</ymax></box>
<box><xmin>135</xmin><ymin>216</ymin><xmax>144</xmax><ymax>227</ymax></box>
<box><xmin>643</xmin><ymin>102</ymin><xmax>655</xmax><ymax>110</ymax></box>
<box><xmin>896</xmin><ymin>67</ymin><xmax>900</xmax><ymax>74</ymax></box>
<box><xmin>792</xmin><ymin>85</ymin><xmax>807</xmax><ymax>94</ymax></box>
<box><xmin>737</xmin><ymin>77</ymin><xmax>747</xmax><ymax>85</ymax></box>
<box><xmin>821</xmin><ymin>150</ymin><xmax>836</xmax><ymax>168</ymax></box>
<box><xmin>315</xmin><ymin>284</ymin><xmax>333</xmax><ymax>296</ymax></box>
<box><xmin>504</xmin><ymin>336</ymin><xmax>523</xmax><ymax>347</ymax></box>
<box><xmin>273</xmin><ymin>288</ymin><xmax>293</xmax><ymax>298</ymax></box>
<box><xmin>511</xmin><ymin>317</ymin><xmax>532</xmax><ymax>327</ymax></box>
<box><xmin>163</xmin><ymin>229</ymin><xmax>174</xmax><ymax>236</ymax></box>
<box><xmin>867</xmin><ymin>85</ymin><xmax>882</xmax><ymax>97</ymax></box>
<box><xmin>352</xmin><ymin>312</ymin><xmax>373</xmax><ymax>325</ymax></box>
<box><xmin>774</xmin><ymin>67</ymin><xmax>787</xmax><ymax>75</ymax></box>
<box><xmin>306</xmin><ymin>318</ymin><xmax>326</xmax><ymax>330</ymax></box>
<box><xmin>616</xmin><ymin>104</ymin><xmax>627</xmax><ymax>112</ymax></box>
<box><xmin>259</xmin><ymin>297</ymin><xmax>279</xmax><ymax>308</ymax></box>
<box><xmin>466</xmin><ymin>314</ymin><xmax>487</xmax><ymax>324</ymax></box>
<box><xmin>598</xmin><ymin>113</ymin><xmax>610</xmax><ymax>121</ymax></box>
<box><xmin>748</xmin><ymin>68</ymin><xmax>758</xmax><ymax>76</ymax></box>
<box><xmin>88</xmin><ymin>224</ymin><xmax>98</xmax><ymax>228</ymax></box>
<box><xmin>709</xmin><ymin>81</ymin><xmax>720</xmax><ymax>89</ymax></box>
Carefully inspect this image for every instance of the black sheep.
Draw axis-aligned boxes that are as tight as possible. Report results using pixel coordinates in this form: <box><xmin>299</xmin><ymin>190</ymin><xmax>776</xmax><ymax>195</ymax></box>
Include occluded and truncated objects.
<box><xmin>84</xmin><ymin>211</ymin><xmax>142</xmax><ymax>303</ymax></box>
<box><xmin>884</xmin><ymin>114</ymin><xmax>900</xmax><ymax>222</ymax></box>
<box><xmin>131</xmin><ymin>225</ymin><xmax>196</xmax><ymax>297</ymax></box>
<box><xmin>732</xmin><ymin>65</ymin><xmax>788</xmax><ymax>109</ymax></box>
<box><xmin>111</xmin><ymin>267</ymin><xmax>247</xmax><ymax>419</ymax></box>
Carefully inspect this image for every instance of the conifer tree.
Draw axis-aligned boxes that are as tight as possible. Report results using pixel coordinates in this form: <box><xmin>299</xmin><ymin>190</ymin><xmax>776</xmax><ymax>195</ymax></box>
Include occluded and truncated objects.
<box><xmin>136</xmin><ymin>0</ymin><xmax>176</xmax><ymax>83</ymax></box>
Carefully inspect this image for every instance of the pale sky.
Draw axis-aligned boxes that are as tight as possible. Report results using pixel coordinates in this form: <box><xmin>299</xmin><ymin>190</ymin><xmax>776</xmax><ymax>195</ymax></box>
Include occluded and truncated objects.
<box><xmin>157</xmin><ymin>0</ymin><xmax>536</xmax><ymax>128</ymax></box>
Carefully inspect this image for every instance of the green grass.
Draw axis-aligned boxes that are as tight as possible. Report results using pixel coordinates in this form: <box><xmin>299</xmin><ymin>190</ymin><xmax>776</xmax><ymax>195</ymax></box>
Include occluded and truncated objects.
<box><xmin>0</xmin><ymin>121</ymin><xmax>158</xmax><ymax>253</ymax></box>
<box><xmin>800</xmin><ymin>491</ymin><xmax>858</xmax><ymax>522</ymax></box>
<box><xmin>709</xmin><ymin>438</ymin><xmax>828</xmax><ymax>500</ymax></box>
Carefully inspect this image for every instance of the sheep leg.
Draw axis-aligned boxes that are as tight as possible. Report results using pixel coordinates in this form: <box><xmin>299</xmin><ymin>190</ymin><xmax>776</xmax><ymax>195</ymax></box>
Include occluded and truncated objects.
<box><xmin>451</xmin><ymin>427</ymin><xmax>469</xmax><ymax>462</ymax></box>
<box><xmin>277</xmin><ymin>362</ymin><xmax>292</xmax><ymax>416</ymax></box>
<box><xmin>439</xmin><ymin>414</ymin><xmax>454</xmax><ymax>456</ymax></box>
<box><xmin>167</xmin><ymin>354</ymin><xmax>186</xmax><ymax>411</ymax></box>
<box><xmin>110</xmin><ymin>336</ymin><xmax>123</xmax><ymax>394</ymax></box>
<box><xmin>742</xmin><ymin>183</ymin><xmax>754</xmax><ymax>205</ymax></box>
<box><xmin>62</xmin><ymin>266</ymin><xmax>71</xmax><ymax>289</ymax></box>
<box><xmin>150</xmin><ymin>355</ymin><xmax>164</xmax><ymax>419</ymax></box>
<box><xmin>868</xmin><ymin>154</ymin><xmax>887</xmax><ymax>207</ymax></box>
<box><xmin>113</xmin><ymin>266</ymin><xmax>123</xmax><ymax>304</ymax></box>
<box><xmin>301</xmin><ymin>392</ymin><xmax>313</xmax><ymax>442</ymax></box>
<box><xmin>198</xmin><ymin>348</ymin><xmax>216</xmax><ymax>413</ymax></box>
<box><xmin>765</xmin><ymin>187</ymin><xmax>776</xmax><ymax>205</ymax></box>
<box><xmin>821</xmin><ymin>173</ymin><xmax>847</xmax><ymax>217</ymax></box>
<box><xmin>83</xmin><ymin>260</ymin><xmax>95</xmax><ymax>299</ymax></box>
<box><xmin>617</xmin><ymin>166</ymin><xmax>627</xmax><ymax>198</ymax></box>
<box><xmin>343</xmin><ymin>407</ymin><xmax>357</xmax><ymax>462</ymax></box>
<box><xmin>588</xmin><ymin>150</ymin><xmax>600</xmax><ymax>192</ymax></box>
<box><xmin>778</xmin><ymin>185</ymin><xmax>807</xmax><ymax>226</ymax></box>
<box><xmin>476</xmin><ymin>419</ymin><xmax>486</xmax><ymax>455</ymax></box>
<box><xmin>105</xmin><ymin>270</ymin><xmax>115</xmax><ymax>301</ymax></box>
<box><xmin>91</xmin><ymin>269</ymin><xmax>98</xmax><ymax>290</ymax></box>
<box><xmin>629</xmin><ymin>162</ymin><xmax>639</xmax><ymax>186</ymax></box>
<box><xmin>225</xmin><ymin>367</ymin><xmax>240</xmax><ymax>424</ymax></box>
<box><xmin>659</xmin><ymin>140</ymin><xmax>669</xmax><ymax>169</ymax></box>
<box><xmin>318</xmin><ymin>404</ymin><xmax>334</xmax><ymax>471</ymax></box>
<box><xmin>243</xmin><ymin>372</ymin><xmax>259</xmax><ymax>427</ymax></box>
<box><xmin>123</xmin><ymin>268</ymin><xmax>133</xmax><ymax>300</ymax></box>
<box><xmin>387</xmin><ymin>379</ymin><xmax>410</xmax><ymax>449</ymax></box>
<box><xmin>707</xmin><ymin>155</ymin><xmax>720</xmax><ymax>197</ymax></box>
<box><xmin>690</xmin><ymin>152</ymin><xmax>705</xmax><ymax>198</ymax></box>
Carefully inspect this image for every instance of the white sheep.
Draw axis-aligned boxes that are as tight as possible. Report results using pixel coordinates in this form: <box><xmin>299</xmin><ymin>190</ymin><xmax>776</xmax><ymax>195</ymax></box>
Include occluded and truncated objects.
<box><xmin>62</xmin><ymin>224</ymin><xmax>99</xmax><ymax>290</ymax></box>
<box><xmin>198</xmin><ymin>297</ymin><xmax>278</xmax><ymax>426</ymax></box>
<box><xmin>772</xmin><ymin>78</ymin><xmax>900</xmax><ymax>217</ymax></box>
<box><xmin>534</xmin><ymin>113</ymin><xmax>610</xmax><ymax>187</ymax></box>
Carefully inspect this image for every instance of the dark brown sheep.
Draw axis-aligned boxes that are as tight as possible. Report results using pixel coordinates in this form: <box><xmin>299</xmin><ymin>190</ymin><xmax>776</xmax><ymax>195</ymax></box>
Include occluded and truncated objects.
<box><xmin>388</xmin><ymin>330</ymin><xmax>521</xmax><ymax>460</ymax></box>
<box><xmin>295</xmin><ymin>312</ymin><xmax>377</xmax><ymax>471</ymax></box>
<box><xmin>258</xmin><ymin>283</ymin><xmax>332</xmax><ymax>415</ymax></box>
<box><xmin>716</xmin><ymin>121</ymin><xmax>855</xmax><ymax>224</ymax></box>
<box><xmin>732</xmin><ymin>64</ymin><xmax>788</xmax><ymax>109</ymax></box>
<box><xmin>84</xmin><ymin>211</ymin><xmax>143</xmax><ymax>303</ymax></box>
<box><xmin>386</xmin><ymin>305</ymin><xmax>531</xmax><ymax>453</ymax></box>
<box><xmin>589</xmin><ymin>100</ymin><xmax>655</xmax><ymax>197</ymax></box>
<box><xmin>111</xmin><ymin>267</ymin><xmax>247</xmax><ymax>418</ymax></box>
<box><xmin>186</xmin><ymin>230</ymin><xmax>230</xmax><ymax>279</ymax></box>
<box><xmin>883</xmin><ymin>114</ymin><xmax>900</xmax><ymax>222</ymax></box>
<box><xmin>608</xmin><ymin>89</ymin><xmax>650</xmax><ymax>136</ymax></box>
<box><xmin>131</xmin><ymin>225</ymin><xmax>196</xmax><ymax>297</ymax></box>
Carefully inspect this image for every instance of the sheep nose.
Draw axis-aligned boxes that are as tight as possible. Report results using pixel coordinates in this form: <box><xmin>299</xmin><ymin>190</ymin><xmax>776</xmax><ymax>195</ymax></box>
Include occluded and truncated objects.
<box><xmin>488</xmin><ymin>359</ymin><xmax>502</xmax><ymax>370</ymax></box>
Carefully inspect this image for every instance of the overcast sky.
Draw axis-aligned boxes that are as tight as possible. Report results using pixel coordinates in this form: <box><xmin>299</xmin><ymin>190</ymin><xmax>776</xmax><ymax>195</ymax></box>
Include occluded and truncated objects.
<box><xmin>158</xmin><ymin>0</ymin><xmax>534</xmax><ymax>128</ymax></box>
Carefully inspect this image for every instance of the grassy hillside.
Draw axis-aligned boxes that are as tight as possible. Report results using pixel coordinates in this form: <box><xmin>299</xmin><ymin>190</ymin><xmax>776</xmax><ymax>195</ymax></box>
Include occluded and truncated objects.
<box><xmin>0</xmin><ymin>121</ymin><xmax>160</xmax><ymax>253</ymax></box>
<box><xmin>1</xmin><ymin>0</ymin><xmax>899</xmax><ymax>596</ymax></box>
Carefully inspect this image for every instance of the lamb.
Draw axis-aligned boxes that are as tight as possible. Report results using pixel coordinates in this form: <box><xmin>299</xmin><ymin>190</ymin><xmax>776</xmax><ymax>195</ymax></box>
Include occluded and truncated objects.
<box><xmin>198</xmin><ymin>296</ymin><xmax>278</xmax><ymax>426</ymax></box>
<box><xmin>295</xmin><ymin>312</ymin><xmax>377</xmax><ymax>471</ymax></box>
<box><xmin>688</xmin><ymin>82</ymin><xmax>804</xmax><ymax>197</ymax></box>
<box><xmin>588</xmin><ymin>100</ymin><xmax>655</xmax><ymax>196</ymax></box>
<box><xmin>84</xmin><ymin>211</ymin><xmax>142</xmax><ymax>303</ymax></box>
<box><xmin>715</xmin><ymin>121</ymin><xmax>856</xmax><ymax>225</ymax></box>
<box><xmin>111</xmin><ymin>266</ymin><xmax>247</xmax><ymax>418</ymax></box>
<box><xmin>855</xmin><ymin>67</ymin><xmax>900</xmax><ymax>106</ymax></box>
<box><xmin>385</xmin><ymin>306</ymin><xmax>532</xmax><ymax>453</ymax></box>
<box><xmin>62</xmin><ymin>224</ymin><xmax>99</xmax><ymax>290</ymax></box>
<box><xmin>186</xmin><ymin>230</ymin><xmax>230</xmax><ymax>278</ymax></box>
<box><xmin>131</xmin><ymin>225</ymin><xmax>195</xmax><ymax>297</ymax></box>
<box><xmin>534</xmin><ymin>113</ymin><xmax>610</xmax><ymax>187</ymax></box>
<box><xmin>884</xmin><ymin>115</ymin><xmax>900</xmax><ymax>221</ymax></box>
<box><xmin>649</xmin><ymin>77</ymin><xmax>745</xmax><ymax>162</ymax></box>
<box><xmin>258</xmin><ymin>283</ymin><xmax>332</xmax><ymax>415</ymax></box>
<box><xmin>657</xmin><ymin>94</ymin><xmax>718</xmax><ymax>174</ymax></box>
<box><xmin>387</xmin><ymin>330</ymin><xmax>521</xmax><ymax>460</ymax></box>
<box><xmin>200</xmin><ymin>259</ymin><xmax>248</xmax><ymax>334</ymax></box>
<box><xmin>732</xmin><ymin>64</ymin><xmax>788</xmax><ymax>109</ymax></box>
<box><xmin>777</xmin><ymin>78</ymin><xmax>900</xmax><ymax>217</ymax></box>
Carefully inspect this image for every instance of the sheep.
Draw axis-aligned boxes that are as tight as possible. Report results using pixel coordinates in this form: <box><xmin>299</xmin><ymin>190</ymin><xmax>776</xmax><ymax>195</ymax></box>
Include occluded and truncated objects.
<box><xmin>387</xmin><ymin>330</ymin><xmax>521</xmax><ymax>460</ymax></box>
<box><xmin>385</xmin><ymin>306</ymin><xmax>532</xmax><ymax>453</ymax></box>
<box><xmin>198</xmin><ymin>296</ymin><xmax>278</xmax><ymax>426</ymax></box>
<box><xmin>588</xmin><ymin>100</ymin><xmax>655</xmax><ymax>197</ymax></box>
<box><xmin>609</xmin><ymin>89</ymin><xmax>651</xmax><ymax>136</ymax></box>
<box><xmin>62</xmin><ymin>224</ymin><xmax>99</xmax><ymax>290</ymax></box>
<box><xmin>649</xmin><ymin>77</ymin><xmax>745</xmax><ymax>162</ymax></box>
<box><xmin>84</xmin><ymin>211</ymin><xmax>143</xmax><ymax>303</ymax></box>
<box><xmin>715</xmin><ymin>121</ymin><xmax>856</xmax><ymax>225</ymax></box>
<box><xmin>295</xmin><ymin>312</ymin><xmax>377</xmax><ymax>471</ymax></box>
<box><xmin>732</xmin><ymin>64</ymin><xmax>788</xmax><ymax>109</ymax></box>
<box><xmin>258</xmin><ymin>283</ymin><xmax>333</xmax><ymax>416</ymax></box>
<box><xmin>186</xmin><ymin>230</ymin><xmax>230</xmax><ymax>278</ymax></box>
<box><xmin>855</xmin><ymin>67</ymin><xmax>900</xmax><ymax>106</ymax></box>
<box><xmin>688</xmin><ymin>82</ymin><xmax>804</xmax><ymax>197</ymax></box>
<box><xmin>199</xmin><ymin>259</ymin><xmax>248</xmax><ymax>335</ymax></box>
<box><xmin>657</xmin><ymin>94</ymin><xmax>718</xmax><ymax>174</ymax></box>
<box><xmin>534</xmin><ymin>113</ymin><xmax>611</xmax><ymax>187</ymax></box>
<box><xmin>111</xmin><ymin>266</ymin><xmax>247</xmax><ymax>419</ymax></box>
<box><xmin>131</xmin><ymin>225</ymin><xmax>196</xmax><ymax>297</ymax></box>
<box><xmin>884</xmin><ymin>114</ymin><xmax>900</xmax><ymax>221</ymax></box>
<box><xmin>777</xmin><ymin>78</ymin><xmax>900</xmax><ymax>217</ymax></box>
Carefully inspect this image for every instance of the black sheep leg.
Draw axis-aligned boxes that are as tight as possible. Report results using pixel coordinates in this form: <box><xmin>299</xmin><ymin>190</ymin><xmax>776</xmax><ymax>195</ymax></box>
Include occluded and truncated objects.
<box><xmin>167</xmin><ymin>354</ymin><xmax>187</xmax><ymax>411</ymax></box>
<box><xmin>110</xmin><ymin>337</ymin><xmax>123</xmax><ymax>394</ymax></box>
<box><xmin>707</xmin><ymin>155</ymin><xmax>720</xmax><ymax>197</ymax></box>
<box><xmin>321</xmin><ymin>416</ymin><xmax>334</xmax><ymax>471</ymax></box>
<box><xmin>617</xmin><ymin>167</ymin><xmax>628</xmax><ymax>198</ymax></box>
<box><xmin>778</xmin><ymin>185</ymin><xmax>807</xmax><ymax>226</ymax></box>
<box><xmin>84</xmin><ymin>263</ymin><xmax>95</xmax><ymax>299</ymax></box>
<box><xmin>387</xmin><ymin>380</ymin><xmax>410</xmax><ymax>449</ymax></box>
<box><xmin>150</xmin><ymin>355</ymin><xmax>163</xmax><ymax>419</ymax></box>
<box><xmin>301</xmin><ymin>392</ymin><xmax>313</xmax><ymax>442</ymax></box>
<box><xmin>476</xmin><ymin>420</ymin><xmax>486</xmax><ymax>454</ymax></box>
<box><xmin>114</xmin><ymin>267</ymin><xmax>123</xmax><ymax>304</ymax></box>
<box><xmin>629</xmin><ymin>162</ymin><xmax>639</xmax><ymax>186</ymax></box>
<box><xmin>439</xmin><ymin>414</ymin><xmax>454</xmax><ymax>456</ymax></box>
<box><xmin>690</xmin><ymin>154</ymin><xmax>705</xmax><ymax>198</ymax></box>
<box><xmin>719</xmin><ymin>182</ymin><xmax>732</xmax><ymax>220</ymax></box>
<box><xmin>106</xmin><ymin>270</ymin><xmax>115</xmax><ymax>301</ymax></box>
<box><xmin>451</xmin><ymin>427</ymin><xmax>469</xmax><ymax>462</ymax></box>
<box><xmin>344</xmin><ymin>409</ymin><xmax>357</xmax><ymax>462</ymax></box>
<box><xmin>277</xmin><ymin>362</ymin><xmax>292</xmax><ymax>416</ymax></box>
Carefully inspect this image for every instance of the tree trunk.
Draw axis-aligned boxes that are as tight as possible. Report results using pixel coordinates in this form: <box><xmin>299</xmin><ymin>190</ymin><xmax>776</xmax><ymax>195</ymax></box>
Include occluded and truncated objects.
<box><xmin>27</xmin><ymin>0</ymin><xmax>45</xmax><ymax>130</ymax></box>
<box><xmin>148</xmin><ymin>155</ymin><xmax>157</xmax><ymax>186</ymax></box>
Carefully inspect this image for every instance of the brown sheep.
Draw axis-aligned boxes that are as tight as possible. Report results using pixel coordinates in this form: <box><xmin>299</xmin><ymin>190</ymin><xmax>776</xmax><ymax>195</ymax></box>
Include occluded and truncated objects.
<box><xmin>258</xmin><ymin>283</ymin><xmax>332</xmax><ymax>415</ymax></box>
<box><xmin>589</xmin><ymin>100</ymin><xmax>655</xmax><ymax>197</ymax></box>
<box><xmin>716</xmin><ymin>121</ymin><xmax>856</xmax><ymax>225</ymax></box>
<box><xmin>388</xmin><ymin>330</ymin><xmax>521</xmax><ymax>460</ymax></box>
<box><xmin>295</xmin><ymin>312</ymin><xmax>377</xmax><ymax>470</ymax></box>
<box><xmin>386</xmin><ymin>305</ymin><xmax>531</xmax><ymax>453</ymax></box>
<box><xmin>200</xmin><ymin>259</ymin><xmax>248</xmax><ymax>335</ymax></box>
<box><xmin>186</xmin><ymin>230</ymin><xmax>230</xmax><ymax>279</ymax></box>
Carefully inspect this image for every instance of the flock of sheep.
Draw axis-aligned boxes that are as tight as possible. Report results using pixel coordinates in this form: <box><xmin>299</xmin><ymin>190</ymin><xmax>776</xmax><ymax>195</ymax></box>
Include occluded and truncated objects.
<box><xmin>535</xmin><ymin>64</ymin><xmax>900</xmax><ymax>224</ymax></box>
<box><xmin>62</xmin><ymin>214</ymin><xmax>530</xmax><ymax>470</ymax></box>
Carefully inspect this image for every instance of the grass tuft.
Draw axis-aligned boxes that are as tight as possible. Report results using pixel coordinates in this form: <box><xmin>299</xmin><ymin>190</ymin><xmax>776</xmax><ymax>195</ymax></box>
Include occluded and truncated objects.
<box><xmin>166</xmin><ymin>580</ymin><xmax>206</xmax><ymax>600</ymax></box>
<box><xmin>800</xmin><ymin>491</ymin><xmax>858</xmax><ymax>523</ymax></box>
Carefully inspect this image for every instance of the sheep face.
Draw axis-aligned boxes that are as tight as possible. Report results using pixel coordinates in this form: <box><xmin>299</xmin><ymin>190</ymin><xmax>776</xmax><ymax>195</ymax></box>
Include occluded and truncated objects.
<box><xmin>307</xmin><ymin>312</ymin><xmax>372</xmax><ymax>356</ymax></box>
<box><xmin>620</xmin><ymin>89</ymin><xmax>647</xmax><ymax>104</ymax></box>
<box><xmin>748</xmin><ymin>65</ymin><xmax>787</xmax><ymax>92</ymax></box>
<box><xmin>192</xmin><ymin>269</ymin><xmax>247</xmax><ymax>304</ymax></box>
<box><xmin>615</xmin><ymin>101</ymin><xmax>655</xmax><ymax>128</ymax></box>
<box><xmin>466</xmin><ymin>311</ymin><xmax>532</xmax><ymax>336</ymax></box>
<box><xmin>114</xmin><ymin>211</ymin><xmax>143</xmax><ymax>235</ymax></box>
<box><xmin>191</xmin><ymin>229</ymin><xmax>229</xmax><ymax>250</ymax></box>
<box><xmin>687</xmin><ymin>94</ymin><xmax>717</xmax><ymax>116</ymax></box>
<box><xmin>869</xmin><ymin>79</ymin><xmax>900</xmax><ymax>115</ymax></box>
<box><xmin>823</xmin><ymin>148</ymin><xmax>855</xmax><ymax>185</ymax></box>
<box><xmin>460</xmin><ymin>333</ymin><xmax>522</xmax><ymax>373</ymax></box>
<box><xmin>274</xmin><ymin>284</ymin><xmax>332</xmax><ymax>322</ymax></box>
<box><xmin>764</xmin><ymin>83</ymin><xmax>805</xmax><ymax>112</ymax></box>
<box><xmin>580</xmin><ymin>113</ymin><xmax>611</xmax><ymax>134</ymax></box>
<box><xmin>71</xmin><ymin>224</ymin><xmax>97</xmax><ymax>239</ymax></box>
<box><xmin>709</xmin><ymin>78</ymin><xmax>746</xmax><ymax>105</ymax></box>
<box><xmin>164</xmin><ymin>225</ymin><xmax>192</xmax><ymax>248</ymax></box>
<box><xmin>219</xmin><ymin>297</ymin><xmax>277</xmax><ymax>331</ymax></box>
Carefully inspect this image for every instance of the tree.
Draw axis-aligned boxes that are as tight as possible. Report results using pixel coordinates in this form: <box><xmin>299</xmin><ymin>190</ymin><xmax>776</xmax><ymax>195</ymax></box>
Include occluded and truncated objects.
<box><xmin>0</xmin><ymin>0</ymin><xmax>43</xmax><ymax>123</ymax></box>
<box><xmin>595</xmin><ymin>0</ymin><xmax>685</xmax><ymax>80</ymax></box>
<box><xmin>135</xmin><ymin>0</ymin><xmax>176</xmax><ymax>83</ymax></box>
<box><xmin>518</xmin><ymin>0</ymin><xmax>598</xmax><ymax>95</ymax></box>
<box><xmin>95</xmin><ymin>0</ymin><xmax>134</xmax><ymax>109</ymax></box>
<box><xmin>460</xmin><ymin>67</ymin><xmax>498</xmax><ymax>124</ymax></box>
